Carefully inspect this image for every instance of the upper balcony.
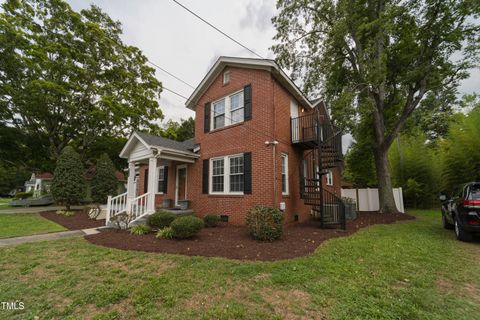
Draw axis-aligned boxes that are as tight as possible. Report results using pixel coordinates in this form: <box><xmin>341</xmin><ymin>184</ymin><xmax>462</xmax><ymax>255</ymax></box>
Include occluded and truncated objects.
<box><xmin>291</xmin><ymin>113</ymin><xmax>325</xmax><ymax>148</ymax></box>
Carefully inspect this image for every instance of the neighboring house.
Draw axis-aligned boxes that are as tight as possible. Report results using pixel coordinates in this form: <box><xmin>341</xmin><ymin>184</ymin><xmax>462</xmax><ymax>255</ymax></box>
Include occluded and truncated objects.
<box><xmin>24</xmin><ymin>169</ymin><xmax>126</xmax><ymax>202</ymax></box>
<box><xmin>24</xmin><ymin>172</ymin><xmax>53</xmax><ymax>198</ymax></box>
<box><xmin>111</xmin><ymin>57</ymin><xmax>344</xmax><ymax>228</ymax></box>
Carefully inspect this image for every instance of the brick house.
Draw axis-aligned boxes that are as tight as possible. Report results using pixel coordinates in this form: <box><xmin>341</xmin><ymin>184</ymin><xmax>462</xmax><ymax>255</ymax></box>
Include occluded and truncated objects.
<box><xmin>109</xmin><ymin>57</ymin><xmax>344</xmax><ymax>228</ymax></box>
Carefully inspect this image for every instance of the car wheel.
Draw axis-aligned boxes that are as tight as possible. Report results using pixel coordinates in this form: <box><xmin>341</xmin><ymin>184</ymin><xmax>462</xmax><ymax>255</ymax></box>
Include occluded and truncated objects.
<box><xmin>454</xmin><ymin>218</ymin><xmax>473</xmax><ymax>242</ymax></box>
<box><xmin>442</xmin><ymin>214</ymin><xmax>454</xmax><ymax>230</ymax></box>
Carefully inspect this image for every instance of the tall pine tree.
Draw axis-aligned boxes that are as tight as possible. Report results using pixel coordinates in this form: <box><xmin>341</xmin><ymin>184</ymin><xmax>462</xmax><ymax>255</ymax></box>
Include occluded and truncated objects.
<box><xmin>51</xmin><ymin>146</ymin><xmax>86</xmax><ymax>211</ymax></box>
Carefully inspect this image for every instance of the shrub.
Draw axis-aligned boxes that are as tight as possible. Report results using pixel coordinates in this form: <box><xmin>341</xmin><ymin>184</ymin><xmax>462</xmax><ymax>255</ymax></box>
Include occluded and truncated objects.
<box><xmin>56</xmin><ymin>210</ymin><xmax>75</xmax><ymax>216</ymax></box>
<box><xmin>170</xmin><ymin>216</ymin><xmax>204</xmax><ymax>239</ymax></box>
<box><xmin>129</xmin><ymin>224</ymin><xmax>151</xmax><ymax>235</ymax></box>
<box><xmin>14</xmin><ymin>191</ymin><xmax>33</xmax><ymax>199</ymax></box>
<box><xmin>203</xmin><ymin>214</ymin><xmax>220</xmax><ymax>227</ymax></box>
<box><xmin>146</xmin><ymin>210</ymin><xmax>177</xmax><ymax>229</ymax></box>
<box><xmin>156</xmin><ymin>227</ymin><xmax>174</xmax><ymax>239</ymax></box>
<box><xmin>245</xmin><ymin>206</ymin><xmax>284</xmax><ymax>241</ymax></box>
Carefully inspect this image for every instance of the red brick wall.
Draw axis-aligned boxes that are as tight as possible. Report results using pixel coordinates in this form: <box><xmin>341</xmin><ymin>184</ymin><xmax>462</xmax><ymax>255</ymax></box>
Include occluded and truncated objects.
<box><xmin>136</xmin><ymin>66</ymin><xmax>343</xmax><ymax>225</ymax></box>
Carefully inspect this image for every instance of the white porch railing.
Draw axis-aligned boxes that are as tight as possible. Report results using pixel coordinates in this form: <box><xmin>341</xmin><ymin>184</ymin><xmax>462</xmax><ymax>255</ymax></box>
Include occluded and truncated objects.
<box><xmin>106</xmin><ymin>192</ymin><xmax>128</xmax><ymax>224</ymax></box>
<box><xmin>129</xmin><ymin>192</ymin><xmax>151</xmax><ymax>221</ymax></box>
<box><xmin>106</xmin><ymin>192</ymin><xmax>154</xmax><ymax>225</ymax></box>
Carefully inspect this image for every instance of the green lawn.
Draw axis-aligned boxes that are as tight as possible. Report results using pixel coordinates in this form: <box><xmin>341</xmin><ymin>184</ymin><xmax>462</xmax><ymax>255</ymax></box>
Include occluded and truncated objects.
<box><xmin>0</xmin><ymin>213</ymin><xmax>66</xmax><ymax>239</ymax></box>
<box><xmin>0</xmin><ymin>197</ymin><xmax>12</xmax><ymax>208</ymax></box>
<box><xmin>0</xmin><ymin>210</ymin><xmax>479</xmax><ymax>319</ymax></box>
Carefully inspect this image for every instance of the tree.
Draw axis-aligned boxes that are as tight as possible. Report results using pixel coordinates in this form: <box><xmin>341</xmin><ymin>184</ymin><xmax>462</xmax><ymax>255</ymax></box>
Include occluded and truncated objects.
<box><xmin>440</xmin><ymin>104</ymin><xmax>480</xmax><ymax>194</ymax></box>
<box><xmin>389</xmin><ymin>131</ymin><xmax>441</xmax><ymax>208</ymax></box>
<box><xmin>150</xmin><ymin>117</ymin><xmax>195</xmax><ymax>142</ymax></box>
<box><xmin>51</xmin><ymin>146</ymin><xmax>86</xmax><ymax>211</ymax></box>
<box><xmin>91</xmin><ymin>153</ymin><xmax>117</xmax><ymax>214</ymax></box>
<box><xmin>272</xmin><ymin>0</ymin><xmax>480</xmax><ymax>213</ymax></box>
<box><xmin>0</xmin><ymin>0</ymin><xmax>163</xmax><ymax>160</ymax></box>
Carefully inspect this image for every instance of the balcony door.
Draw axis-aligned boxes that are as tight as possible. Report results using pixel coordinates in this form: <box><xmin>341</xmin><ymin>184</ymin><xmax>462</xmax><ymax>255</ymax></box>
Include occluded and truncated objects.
<box><xmin>290</xmin><ymin>100</ymin><xmax>299</xmax><ymax>141</ymax></box>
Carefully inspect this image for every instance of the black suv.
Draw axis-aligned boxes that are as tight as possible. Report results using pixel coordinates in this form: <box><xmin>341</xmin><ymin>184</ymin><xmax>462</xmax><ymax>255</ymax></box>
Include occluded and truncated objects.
<box><xmin>440</xmin><ymin>182</ymin><xmax>480</xmax><ymax>242</ymax></box>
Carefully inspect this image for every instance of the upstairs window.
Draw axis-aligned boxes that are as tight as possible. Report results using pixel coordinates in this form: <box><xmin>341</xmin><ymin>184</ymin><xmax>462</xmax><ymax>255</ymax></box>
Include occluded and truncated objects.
<box><xmin>213</xmin><ymin>99</ymin><xmax>225</xmax><ymax>129</ymax></box>
<box><xmin>211</xmin><ymin>90</ymin><xmax>244</xmax><ymax>130</ymax></box>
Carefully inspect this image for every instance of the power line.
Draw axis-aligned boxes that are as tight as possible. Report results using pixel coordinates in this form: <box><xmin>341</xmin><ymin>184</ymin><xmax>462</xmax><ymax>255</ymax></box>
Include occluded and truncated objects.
<box><xmin>147</xmin><ymin>61</ymin><xmax>196</xmax><ymax>90</ymax></box>
<box><xmin>171</xmin><ymin>0</ymin><xmax>264</xmax><ymax>59</ymax></box>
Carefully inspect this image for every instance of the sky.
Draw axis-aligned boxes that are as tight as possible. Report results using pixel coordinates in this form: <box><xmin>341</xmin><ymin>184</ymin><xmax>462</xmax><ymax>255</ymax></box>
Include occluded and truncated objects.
<box><xmin>65</xmin><ymin>0</ymin><xmax>478</xmax><ymax>150</ymax></box>
<box><xmin>69</xmin><ymin>0</ymin><xmax>278</xmax><ymax>123</ymax></box>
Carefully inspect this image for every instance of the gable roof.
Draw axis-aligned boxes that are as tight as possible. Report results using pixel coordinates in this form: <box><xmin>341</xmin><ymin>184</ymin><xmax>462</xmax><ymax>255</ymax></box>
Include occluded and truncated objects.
<box><xmin>186</xmin><ymin>56</ymin><xmax>314</xmax><ymax>110</ymax></box>
<box><xmin>119</xmin><ymin>132</ymin><xmax>197</xmax><ymax>159</ymax></box>
<box><xmin>135</xmin><ymin>132</ymin><xmax>195</xmax><ymax>153</ymax></box>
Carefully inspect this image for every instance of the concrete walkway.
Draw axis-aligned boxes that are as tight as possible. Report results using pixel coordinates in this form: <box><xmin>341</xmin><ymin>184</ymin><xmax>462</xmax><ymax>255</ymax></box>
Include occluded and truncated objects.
<box><xmin>0</xmin><ymin>205</ymin><xmax>84</xmax><ymax>214</ymax></box>
<box><xmin>0</xmin><ymin>227</ymin><xmax>100</xmax><ymax>247</ymax></box>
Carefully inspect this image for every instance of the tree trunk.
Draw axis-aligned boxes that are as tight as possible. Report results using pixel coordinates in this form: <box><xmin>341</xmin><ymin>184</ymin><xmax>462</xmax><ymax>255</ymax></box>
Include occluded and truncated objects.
<box><xmin>374</xmin><ymin>146</ymin><xmax>399</xmax><ymax>213</ymax></box>
<box><xmin>66</xmin><ymin>203</ymin><xmax>71</xmax><ymax>211</ymax></box>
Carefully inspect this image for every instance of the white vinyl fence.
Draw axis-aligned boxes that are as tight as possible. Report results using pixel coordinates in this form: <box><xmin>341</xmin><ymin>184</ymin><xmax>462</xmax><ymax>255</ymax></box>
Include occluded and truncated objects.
<box><xmin>341</xmin><ymin>188</ymin><xmax>405</xmax><ymax>213</ymax></box>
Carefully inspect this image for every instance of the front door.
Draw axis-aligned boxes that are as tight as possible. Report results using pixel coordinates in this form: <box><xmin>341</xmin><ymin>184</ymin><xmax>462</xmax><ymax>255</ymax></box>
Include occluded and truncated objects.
<box><xmin>175</xmin><ymin>165</ymin><xmax>187</xmax><ymax>206</ymax></box>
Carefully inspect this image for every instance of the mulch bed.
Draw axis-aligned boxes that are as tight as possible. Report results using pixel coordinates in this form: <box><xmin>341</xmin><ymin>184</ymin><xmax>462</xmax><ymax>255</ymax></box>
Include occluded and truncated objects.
<box><xmin>40</xmin><ymin>210</ymin><xmax>105</xmax><ymax>230</ymax></box>
<box><xmin>84</xmin><ymin>212</ymin><xmax>414</xmax><ymax>261</ymax></box>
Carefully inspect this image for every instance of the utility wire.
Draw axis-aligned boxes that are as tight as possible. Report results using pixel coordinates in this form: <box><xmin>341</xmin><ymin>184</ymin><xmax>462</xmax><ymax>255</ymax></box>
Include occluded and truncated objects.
<box><xmin>147</xmin><ymin>61</ymin><xmax>196</xmax><ymax>90</ymax></box>
<box><xmin>171</xmin><ymin>0</ymin><xmax>264</xmax><ymax>59</ymax></box>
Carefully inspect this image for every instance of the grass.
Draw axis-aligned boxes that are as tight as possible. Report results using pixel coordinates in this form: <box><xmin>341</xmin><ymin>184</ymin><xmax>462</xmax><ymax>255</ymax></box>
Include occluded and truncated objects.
<box><xmin>0</xmin><ymin>197</ymin><xmax>12</xmax><ymax>208</ymax></box>
<box><xmin>0</xmin><ymin>210</ymin><xmax>479</xmax><ymax>319</ymax></box>
<box><xmin>0</xmin><ymin>213</ymin><xmax>66</xmax><ymax>239</ymax></box>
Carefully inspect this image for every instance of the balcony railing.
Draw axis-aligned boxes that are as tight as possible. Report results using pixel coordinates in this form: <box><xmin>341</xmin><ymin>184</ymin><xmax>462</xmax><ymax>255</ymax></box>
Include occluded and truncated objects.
<box><xmin>291</xmin><ymin>113</ymin><xmax>323</xmax><ymax>145</ymax></box>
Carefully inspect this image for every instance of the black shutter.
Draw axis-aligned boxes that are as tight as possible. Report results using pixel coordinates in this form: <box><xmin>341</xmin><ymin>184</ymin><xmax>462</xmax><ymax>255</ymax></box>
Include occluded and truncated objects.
<box><xmin>144</xmin><ymin>168</ymin><xmax>149</xmax><ymax>194</ymax></box>
<box><xmin>244</xmin><ymin>152</ymin><xmax>252</xmax><ymax>194</ymax></box>
<box><xmin>163</xmin><ymin>167</ymin><xmax>168</xmax><ymax>193</ymax></box>
<box><xmin>202</xmin><ymin>159</ymin><xmax>209</xmax><ymax>194</ymax></box>
<box><xmin>244</xmin><ymin>84</ymin><xmax>252</xmax><ymax>121</ymax></box>
<box><xmin>204</xmin><ymin>102</ymin><xmax>211</xmax><ymax>133</ymax></box>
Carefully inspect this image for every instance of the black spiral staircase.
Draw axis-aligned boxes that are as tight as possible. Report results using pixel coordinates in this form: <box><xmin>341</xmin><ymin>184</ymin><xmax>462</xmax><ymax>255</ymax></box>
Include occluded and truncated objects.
<box><xmin>291</xmin><ymin>109</ymin><xmax>346</xmax><ymax>229</ymax></box>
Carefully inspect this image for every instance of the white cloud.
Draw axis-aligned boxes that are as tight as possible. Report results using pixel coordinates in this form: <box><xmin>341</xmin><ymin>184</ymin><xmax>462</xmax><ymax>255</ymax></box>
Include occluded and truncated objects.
<box><xmin>239</xmin><ymin>0</ymin><xmax>276</xmax><ymax>32</ymax></box>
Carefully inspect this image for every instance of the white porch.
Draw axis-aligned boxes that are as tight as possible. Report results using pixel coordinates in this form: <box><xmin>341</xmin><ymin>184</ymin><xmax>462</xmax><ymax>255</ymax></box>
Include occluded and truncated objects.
<box><xmin>106</xmin><ymin>132</ymin><xmax>198</xmax><ymax>227</ymax></box>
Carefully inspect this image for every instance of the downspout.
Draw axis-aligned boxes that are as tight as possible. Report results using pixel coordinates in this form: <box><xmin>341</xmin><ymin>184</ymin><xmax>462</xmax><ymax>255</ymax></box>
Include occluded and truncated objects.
<box><xmin>272</xmin><ymin>75</ymin><xmax>277</xmax><ymax>205</ymax></box>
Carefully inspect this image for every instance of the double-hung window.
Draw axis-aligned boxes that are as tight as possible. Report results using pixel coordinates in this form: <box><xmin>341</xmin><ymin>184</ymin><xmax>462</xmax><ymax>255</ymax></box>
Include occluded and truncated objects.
<box><xmin>211</xmin><ymin>90</ymin><xmax>244</xmax><ymax>129</ymax></box>
<box><xmin>213</xmin><ymin>99</ymin><xmax>225</xmax><ymax>129</ymax></box>
<box><xmin>210</xmin><ymin>154</ymin><xmax>244</xmax><ymax>194</ymax></box>
<box><xmin>281</xmin><ymin>154</ymin><xmax>288</xmax><ymax>195</ymax></box>
<box><xmin>157</xmin><ymin>166</ymin><xmax>165</xmax><ymax>193</ymax></box>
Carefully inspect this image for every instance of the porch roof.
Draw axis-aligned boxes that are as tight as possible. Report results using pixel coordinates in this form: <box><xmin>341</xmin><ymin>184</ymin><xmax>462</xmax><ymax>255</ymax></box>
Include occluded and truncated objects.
<box><xmin>119</xmin><ymin>132</ymin><xmax>199</xmax><ymax>162</ymax></box>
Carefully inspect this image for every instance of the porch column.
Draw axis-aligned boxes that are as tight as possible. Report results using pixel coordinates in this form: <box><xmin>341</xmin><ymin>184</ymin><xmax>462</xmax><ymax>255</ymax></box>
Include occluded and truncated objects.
<box><xmin>147</xmin><ymin>156</ymin><xmax>157</xmax><ymax>212</ymax></box>
<box><xmin>127</xmin><ymin>161</ymin><xmax>136</xmax><ymax>199</ymax></box>
<box><xmin>126</xmin><ymin>161</ymin><xmax>136</xmax><ymax>215</ymax></box>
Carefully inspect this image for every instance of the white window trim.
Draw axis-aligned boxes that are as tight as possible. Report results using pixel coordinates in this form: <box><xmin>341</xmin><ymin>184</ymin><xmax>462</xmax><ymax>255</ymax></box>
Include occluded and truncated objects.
<box><xmin>211</xmin><ymin>89</ymin><xmax>244</xmax><ymax>130</ymax></box>
<box><xmin>281</xmin><ymin>153</ymin><xmax>289</xmax><ymax>195</ymax></box>
<box><xmin>326</xmin><ymin>170</ymin><xmax>333</xmax><ymax>186</ymax></box>
<box><xmin>209</xmin><ymin>153</ymin><xmax>244</xmax><ymax>195</ymax></box>
<box><xmin>156</xmin><ymin>166</ymin><xmax>165</xmax><ymax>194</ymax></box>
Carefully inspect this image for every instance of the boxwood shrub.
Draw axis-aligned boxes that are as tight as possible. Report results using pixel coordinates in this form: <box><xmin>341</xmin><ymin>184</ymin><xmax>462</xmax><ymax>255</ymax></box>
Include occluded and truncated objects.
<box><xmin>146</xmin><ymin>210</ymin><xmax>176</xmax><ymax>229</ymax></box>
<box><xmin>203</xmin><ymin>214</ymin><xmax>220</xmax><ymax>227</ymax></box>
<box><xmin>245</xmin><ymin>205</ymin><xmax>284</xmax><ymax>241</ymax></box>
<box><xmin>170</xmin><ymin>216</ymin><xmax>204</xmax><ymax>239</ymax></box>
